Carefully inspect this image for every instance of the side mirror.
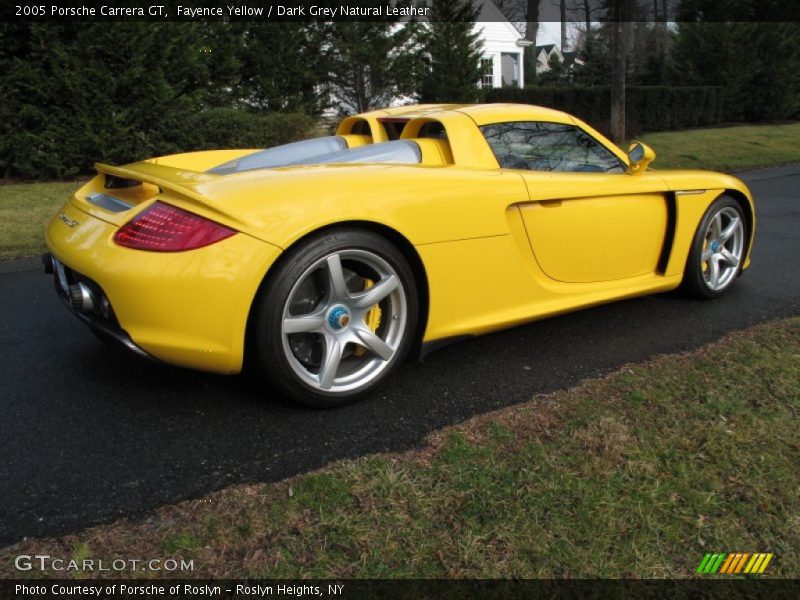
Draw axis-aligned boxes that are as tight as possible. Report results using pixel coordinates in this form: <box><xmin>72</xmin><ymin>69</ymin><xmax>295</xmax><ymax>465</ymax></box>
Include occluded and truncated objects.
<box><xmin>627</xmin><ymin>141</ymin><xmax>656</xmax><ymax>174</ymax></box>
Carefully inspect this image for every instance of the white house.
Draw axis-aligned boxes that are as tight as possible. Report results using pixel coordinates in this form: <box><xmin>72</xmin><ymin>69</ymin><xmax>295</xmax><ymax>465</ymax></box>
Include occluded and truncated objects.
<box><xmin>533</xmin><ymin>44</ymin><xmax>584</xmax><ymax>74</ymax></box>
<box><xmin>473</xmin><ymin>0</ymin><xmax>532</xmax><ymax>89</ymax></box>
<box><xmin>326</xmin><ymin>1</ymin><xmax>531</xmax><ymax>114</ymax></box>
<box><xmin>384</xmin><ymin>0</ymin><xmax>530</xmax><ymax>107</ymax></box>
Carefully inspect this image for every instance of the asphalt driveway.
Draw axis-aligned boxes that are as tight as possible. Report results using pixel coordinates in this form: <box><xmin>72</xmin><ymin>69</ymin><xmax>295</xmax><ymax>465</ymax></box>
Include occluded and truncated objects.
<box><xmin>1</xmin><ymin>165</ymin><xmax>798</xmax><ymax>547</ymax></box>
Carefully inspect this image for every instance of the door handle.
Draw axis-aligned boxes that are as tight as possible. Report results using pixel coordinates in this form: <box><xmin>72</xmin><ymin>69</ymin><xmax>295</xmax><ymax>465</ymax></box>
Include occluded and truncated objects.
<box><xmin>539</xmin><ymin>200</ymin><xmax>563</xmax><ymax>207</ymax></box>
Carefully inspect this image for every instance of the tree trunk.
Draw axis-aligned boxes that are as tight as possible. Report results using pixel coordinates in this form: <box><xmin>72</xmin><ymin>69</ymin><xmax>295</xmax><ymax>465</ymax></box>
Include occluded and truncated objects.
<box><xmin>525</xmin><ymin>0</ymin><xmax>540</xmax><ymax>83</ymax></box>
<box><xmin>653</xmin><ymin>0</ymin><xmax>661</xmax><ymax>57</ymax></box>
<box><xmin>609</xmin><ymin>0</ymin><xmax>630</xmax><ymax>143</ymax></box>
<box><xmin>657</xmin><ymin>0</ymin><xmax>669</xmax><ymax>60</ymax></box>
<box><xmin>525</xmin><ymin>0</ymin><xmax>539</xmax><ymax>44</ymax></box>
<box><xmin>583</xmin><ymin>0</ymin><xmax>591</xmax><ymax>53</ymax></box>
<box><xmin>356</xmin><ymin>66</ymin><xmax>367</xmax><ymax>113</ymax></box>
<box><xmin>560</xmin><ymin>0</ymin><xmax>567</xmax><ymax>52</ymax></box>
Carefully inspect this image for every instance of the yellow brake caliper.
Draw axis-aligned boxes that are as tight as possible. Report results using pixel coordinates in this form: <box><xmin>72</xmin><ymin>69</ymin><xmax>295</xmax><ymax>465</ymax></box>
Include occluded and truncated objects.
<box><xmin>353</xmin><ymin>279</ymin><xmax>382</xmax><ymax>357</ymax></box>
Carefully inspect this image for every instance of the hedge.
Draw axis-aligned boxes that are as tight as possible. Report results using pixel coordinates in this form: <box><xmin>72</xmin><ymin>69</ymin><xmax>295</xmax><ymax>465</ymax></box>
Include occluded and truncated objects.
<box><xmin>181</xmin><ymin>110</ymin><xmax>317</xmax><ymax>152</ymax></box>
<box><xmin>483</xmin><ymin>86</ymin><xmax>728</xmax><ymax>136</ymax></box>
<box><xmin>0</xmin><ymin>109</ymin><xmax>317</xmax><ymax>181</ymax></box>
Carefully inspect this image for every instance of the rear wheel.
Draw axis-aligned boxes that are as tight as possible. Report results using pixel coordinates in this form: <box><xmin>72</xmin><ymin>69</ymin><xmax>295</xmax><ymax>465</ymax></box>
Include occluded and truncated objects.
<box><xmin>681</xmin><ymin>195</ymin><xmax>747</xmax><ymax>299</ymax></box>
<box><xmin>251</xmin><ymin>229</ymin><xmax>418</xmax><ymax>407</ymax></box>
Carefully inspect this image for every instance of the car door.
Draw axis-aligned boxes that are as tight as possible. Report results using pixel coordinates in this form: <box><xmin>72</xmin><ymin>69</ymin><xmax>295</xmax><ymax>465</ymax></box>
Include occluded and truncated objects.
<box><xmin>482</xmin><ymin>121</ymin><xmax>671</xmax><ymax>284</ymax></box>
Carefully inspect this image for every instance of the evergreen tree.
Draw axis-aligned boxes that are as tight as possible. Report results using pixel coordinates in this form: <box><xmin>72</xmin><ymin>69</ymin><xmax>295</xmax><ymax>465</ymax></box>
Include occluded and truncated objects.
<box><xmin>669</xmin><ymin>21</ymin><xmax>800</xmax><ymax>121</ymax></box>
<box><xmin>239</xmin><ymin>23</ymin><xmax>330</xmax><ymax>115</ymax></box>
<box><xmin>326</xmin><ymin>15</ymin><xmax>420</xmax><ymax>114</ymax></box>
<box><xmin>201</xmin><ymin>22</ymin><xmax>247</xmax><ymax>109</ymax></box>
<box><xmin>0</xmin><ymin>22</ymin><xmax>209</xmax><ymax>178</ymax></box>
<box><xmin>570</xmin><ymin>25</ymin><xmax>612</xmax><ymax>86</ymax></box>
<box><xmin>0</xmin><ymin>21</ymin><xmax>328</xmax><ymax>179</ymax></box>
<box><xmin>67</xmin><ymin>23</ymin><xmax>208</xmax><ymax>166</ymax></box>
<box><xmin>668</xmin><ymin>0</ymin><xmax>800</xmax><ymax>120</ymax></box>
<box><xmin>419</xmin><ymin>0</ymin><xmax>483</xmax><ymax>103</ymax></box>
<box><xmin>0</xmin><ymin>23</ymin><xmax>112</xmax><ymax>178</ymax></box>
<box><xmin>523</xmin><ymin>48</ymin><xmax>539</xmax><ymax>88</ymax></box>
<box><xmin>536</xmin><ymin>54</ymin><xmax>569</xmax><ymax>86</ymax></box>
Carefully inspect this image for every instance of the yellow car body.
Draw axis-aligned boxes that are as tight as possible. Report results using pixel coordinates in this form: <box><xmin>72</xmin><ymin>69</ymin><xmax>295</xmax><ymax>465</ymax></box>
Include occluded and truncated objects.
<box><xmin>45</xmin><ymin>103</ymin><xmax>755</xmax><ymax>391</ymax></box>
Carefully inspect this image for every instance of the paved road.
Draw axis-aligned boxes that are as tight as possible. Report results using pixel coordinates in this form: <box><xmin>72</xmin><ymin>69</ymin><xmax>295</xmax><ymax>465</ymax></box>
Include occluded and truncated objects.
<box><xmin>1</xmin><ymin>165</ymin><xmax>798</xmax><ymax>547</ymax></box>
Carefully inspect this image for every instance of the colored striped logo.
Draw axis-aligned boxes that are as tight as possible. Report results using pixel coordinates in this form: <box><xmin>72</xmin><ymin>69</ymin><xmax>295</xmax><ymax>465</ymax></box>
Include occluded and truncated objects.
<box><xmin>696</xmin><ymin>553</ymin><xmax>774</xmax><ymax>574</ymax></box>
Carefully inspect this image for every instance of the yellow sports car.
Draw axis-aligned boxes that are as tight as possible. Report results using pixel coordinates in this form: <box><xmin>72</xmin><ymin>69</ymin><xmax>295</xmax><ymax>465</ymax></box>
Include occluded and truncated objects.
<box><xmin>44</xmin><ymin>103</ymin><xmax>755</xmax><ymax>407</ymax></box>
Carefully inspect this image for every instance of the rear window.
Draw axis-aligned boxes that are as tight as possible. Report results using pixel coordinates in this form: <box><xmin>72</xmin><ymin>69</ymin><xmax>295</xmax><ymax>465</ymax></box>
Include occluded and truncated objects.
<box><xmin>291</xmin><ymin>140</ymin><xmax>421</xmax><ymax>165</ymax></box>
<box><xmin>208</xmin><ymin>136</ymin><xmax>347</xmax><ymax>174</ymax></box>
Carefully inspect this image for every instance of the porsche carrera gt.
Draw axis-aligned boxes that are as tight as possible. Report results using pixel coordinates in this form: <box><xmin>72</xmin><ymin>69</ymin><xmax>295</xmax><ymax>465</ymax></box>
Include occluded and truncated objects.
<box><xmin>44</xmin><ymin>103</ymin><xmax>755</xmax><ymax>406</ymax></box>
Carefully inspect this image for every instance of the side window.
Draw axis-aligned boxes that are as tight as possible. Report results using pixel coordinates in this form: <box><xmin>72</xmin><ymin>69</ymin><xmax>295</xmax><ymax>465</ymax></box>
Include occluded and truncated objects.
<box><xmin>480</xmin><ymin>121</ymin><xmax>626</xmax><ymax>173</ymax></box>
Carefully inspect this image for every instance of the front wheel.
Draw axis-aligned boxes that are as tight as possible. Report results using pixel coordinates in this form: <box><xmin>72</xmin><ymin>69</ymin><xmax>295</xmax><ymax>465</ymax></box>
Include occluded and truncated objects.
<box><xmin>251</xmin><ymin>229</ymin><xmax>418</xmax><ymax>407</ymax></box>
<box><xmin>680</xmin><ymin>195</ymin><xmax>747</xmax><ymax>299</ymax></box>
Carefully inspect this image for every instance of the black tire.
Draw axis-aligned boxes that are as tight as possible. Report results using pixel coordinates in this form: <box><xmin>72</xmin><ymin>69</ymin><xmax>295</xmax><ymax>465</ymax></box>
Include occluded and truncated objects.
<box><xmin>680</xmin><ymin>195</ymin><xmax>747</xmax><ymax>299</ymax></box>
<box><xmin>250</xmin><ymin>228</ymin><xmax>419</xmax><ymax>408</ymax></box>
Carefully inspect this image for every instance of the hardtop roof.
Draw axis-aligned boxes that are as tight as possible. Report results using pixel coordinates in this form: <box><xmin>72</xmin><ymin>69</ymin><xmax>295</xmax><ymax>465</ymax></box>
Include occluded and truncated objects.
<box><xmin>362</xmin><ymin>103</ymin><xmax>575</xmax><ymax>126</ymax></box>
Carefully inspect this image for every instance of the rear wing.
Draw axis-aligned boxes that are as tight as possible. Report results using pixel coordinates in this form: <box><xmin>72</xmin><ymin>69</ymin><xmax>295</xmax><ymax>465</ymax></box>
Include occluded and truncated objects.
<box><xmin>95</xmin><ymin>161</ymin><xmax>216</xmax><ymax>207</ymax></box>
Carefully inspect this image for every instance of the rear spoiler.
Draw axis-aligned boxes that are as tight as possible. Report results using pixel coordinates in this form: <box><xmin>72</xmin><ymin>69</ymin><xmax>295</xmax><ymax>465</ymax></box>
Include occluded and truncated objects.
<box><xmin>94</xmin><ymin>161</ymin><xmax>217</xmax><ymax>207</ymax></box>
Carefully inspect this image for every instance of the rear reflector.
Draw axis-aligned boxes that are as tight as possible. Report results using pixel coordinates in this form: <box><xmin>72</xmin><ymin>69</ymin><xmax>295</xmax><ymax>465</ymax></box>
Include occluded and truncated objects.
<box><xmin>114</xmin><ymin>202</ymin><xmax>236</xmax><ymax>252</ymax></box>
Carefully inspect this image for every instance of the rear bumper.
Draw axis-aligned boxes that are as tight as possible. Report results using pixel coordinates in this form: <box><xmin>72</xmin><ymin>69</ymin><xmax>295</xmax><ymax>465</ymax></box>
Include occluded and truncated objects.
<box><xmin>43</xmin><ymin>251</ymin><xmax>156</xmax><ymax>361</ymax></box>
<box><xmin>45</xmin><ymin>200</ymin><xmax>282</xmax><ymax>374</ymax></box>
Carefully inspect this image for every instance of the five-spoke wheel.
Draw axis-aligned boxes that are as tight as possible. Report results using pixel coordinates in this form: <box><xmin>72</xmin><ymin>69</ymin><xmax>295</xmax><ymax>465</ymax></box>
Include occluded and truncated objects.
<box><xmin>682</xmin><ymin>195</ymin><xmax>748</xmax><ymax>299</ymax></box>
<box><xmin>252</xmin><ymin>229</ymin><xmax>418</xmax><ymax>407</ymax></box>
<box><xmin>700</xmin><ymin>206</ymin><xmax>744</xmax><ymax>291</ymax></box>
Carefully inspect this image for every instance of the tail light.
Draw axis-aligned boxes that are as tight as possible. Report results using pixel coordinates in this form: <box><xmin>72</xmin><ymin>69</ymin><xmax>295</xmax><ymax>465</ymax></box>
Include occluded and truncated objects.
<box><xmin>114</xmin><ymin>202</ymin><xmax>236</xmax><ymax>252</ymax></box>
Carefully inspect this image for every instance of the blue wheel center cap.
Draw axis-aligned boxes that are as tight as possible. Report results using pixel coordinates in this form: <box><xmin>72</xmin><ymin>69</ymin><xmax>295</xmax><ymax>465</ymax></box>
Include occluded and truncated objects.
<box><xmin>327</xmin><ymin>306</ymin><xmax>351</xmax><ymax>331</ymax></box>
<box><xmin>710</xmin><ymin>240</ymin><xmax>721</xmax><ymax>253</ymax></box>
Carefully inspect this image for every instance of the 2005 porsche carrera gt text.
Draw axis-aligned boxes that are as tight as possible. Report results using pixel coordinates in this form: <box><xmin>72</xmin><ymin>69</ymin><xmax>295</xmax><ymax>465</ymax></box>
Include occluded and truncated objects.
<box><xmin>44</xmin><ymin>103</ymin><xmax>755</xmax><ymax>406</ymax></box>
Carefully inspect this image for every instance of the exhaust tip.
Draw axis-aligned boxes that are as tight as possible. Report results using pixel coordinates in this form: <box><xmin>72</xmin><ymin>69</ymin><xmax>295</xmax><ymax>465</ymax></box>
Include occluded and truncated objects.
<box><xmin>68</xmin><ymin>283</ymin><xmax>95</xmax><ymax>313</ymax></box>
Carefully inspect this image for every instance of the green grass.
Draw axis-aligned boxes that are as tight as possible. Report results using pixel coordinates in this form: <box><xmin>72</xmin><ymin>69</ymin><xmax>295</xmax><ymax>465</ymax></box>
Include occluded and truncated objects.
<box><xmin>2</xmin><ymin>318</ymin><xmax>797</xmax><ymax>578</ymax></box>
<box><xmin>637</xmin><ymin>122</ymin><xmax>800</xmax><ymax>171</ymax></box>
<box><xmin>161</xmin><ymin>532</ymin><xmax>201</xmax><ymax>554</ymax></box>
<box><xmin>0</xmin><ymin>180</ymin><xmax>83</xmax><ymax>261</ymax></box>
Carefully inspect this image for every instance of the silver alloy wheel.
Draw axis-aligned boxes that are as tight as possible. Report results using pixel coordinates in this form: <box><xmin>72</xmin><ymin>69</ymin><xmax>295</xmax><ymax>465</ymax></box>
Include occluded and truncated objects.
<box><xmin>280</xmin><ymin>249</ymin><xmax>407</xmax><ymax>394</ymax></box>
<box><xmin>701</xmin><ymin>206</ymin><xmax>745</xmax><ymax>291</ymax></box>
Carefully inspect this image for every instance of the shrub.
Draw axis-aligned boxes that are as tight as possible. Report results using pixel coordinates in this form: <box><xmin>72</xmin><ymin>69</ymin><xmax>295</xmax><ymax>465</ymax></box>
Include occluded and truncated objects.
<box><xmin>180</xmin><ymin>109</ymin><xmax>316</xmax><ymax>151</ymax></box>
<box><xmin>0</xmin><ymin>109</ymin><xmax>316</xmax><ymax>180</ymax></box>
<box><xmin>0</xmin><ymin>23</ymin><xmax>318</xmax><ymax>180</ymax></box>
<box><xmin>484</xmin><ymin>86</ymin><xmax>727</xmax><ymax>136</ymax></box>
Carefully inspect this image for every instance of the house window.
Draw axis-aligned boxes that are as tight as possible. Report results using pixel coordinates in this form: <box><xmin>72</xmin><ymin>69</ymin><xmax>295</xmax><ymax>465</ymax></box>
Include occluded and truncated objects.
<box><xmin>480</xmin><ymin>58</ymin><xmax>494</xmax><ymax>89</ymax></box>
